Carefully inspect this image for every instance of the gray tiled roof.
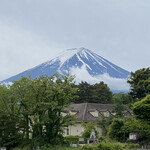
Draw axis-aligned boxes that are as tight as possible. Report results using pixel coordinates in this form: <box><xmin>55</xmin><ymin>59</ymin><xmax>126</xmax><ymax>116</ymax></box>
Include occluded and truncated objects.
<box><xmin>68</xmin><ymin>103</ymin><xmax>131</xmax><ymax>122</ymax></box>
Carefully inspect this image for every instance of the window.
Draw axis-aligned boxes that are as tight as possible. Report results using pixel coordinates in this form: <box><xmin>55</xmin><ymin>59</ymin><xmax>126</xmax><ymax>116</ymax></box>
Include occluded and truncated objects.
<box><xmin>101</xmin><ymin>111</ymin><xmax>109</xmax><ymax>117</ymax></box>
<box><xmin>89</xmin><ymin>110</ymin><xmax>99</xmax><ymax>117</ymax></box>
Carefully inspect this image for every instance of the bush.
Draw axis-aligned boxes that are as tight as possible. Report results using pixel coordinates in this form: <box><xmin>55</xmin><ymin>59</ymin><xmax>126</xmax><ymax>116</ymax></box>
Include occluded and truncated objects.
<box><xmin>127</xmin><ymin>143</ymin><xmax>140</xmax><ymax>149</ymax></box>
<box><xmin>107</xmin><ymin>118</ymin><xmax>125</xmax><ymax>142</ymax></box>
<box><xmin>80</xmin><ymin>145</ymin><xmax>97</xmax><ymax>150</ymax></box>
<box><xmin>64</xmin><ymin>135</ymin><xmax>80</xmax><ymax>145</ymax></box>
<box><xmin>82</xmin><ymin>122</ymin><xmax>99</xmax><ymax>139</ymax></box>
<box><xmin>97</xmin><ymin>141</ymin><xmax>126</xmax><ymax>150</ymax></box>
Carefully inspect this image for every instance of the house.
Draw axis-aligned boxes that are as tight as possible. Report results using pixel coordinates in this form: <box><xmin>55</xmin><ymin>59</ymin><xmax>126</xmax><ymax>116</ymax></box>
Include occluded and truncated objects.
<box><xmin>63</xmin><ymin>103</ymin><xmax>132</xmax><ymax>137</ymax></box>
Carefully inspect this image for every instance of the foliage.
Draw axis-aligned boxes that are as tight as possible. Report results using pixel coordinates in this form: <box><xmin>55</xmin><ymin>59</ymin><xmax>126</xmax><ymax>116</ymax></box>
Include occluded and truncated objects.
<box><xmin>64</xmin><ymin>135</ymin><xmax>80</xmax><ymax>145</ymax></box>
<box><xmin>80</xmin><ymin>144</ymin><xmax>97</xmax><ymax>150</ymax></box>
<box><xmin>97</xmin><ymin>115</ymin><xmax>113</xmax><ymax>136</ymax></box>
<box><xmin>127</xmin><ymin>143</ymin><xmax>140</xmax><ymax>149</ymax></box>
<box><xmin>12</xmin><ymin>145</ymin><xmax>80</xmax><ymax>150</ymax></box>
<box><xmin>74</xmin><ymin>81</ymin><xmax>112</xmax><ymax>104</ymax></box>
<box><xmin>108</xmin><ymin>116</ymin><xmax>150</xmax><ymax>143</ymax></box>
<box><xmin>127</xmin><ymin>67</ymin><xmax>150</xmax><ymax>100</ymax></box>
<box><xmin>97</xmin><ymin>141</ymin><xmax>127</xmax><ymax>150</ymax></box>
<box><xmin>112</xmin><ymin>93</ymin><xmax>133</xmax><ymax>105</ymax></box>
<box><xmin>133</xmin><ymin>94</ymin><xmax>150</xmax><ymax>123</ymax></box>
<box><xmin>107</xmin><ymin>118</ymin><xmax>125</xmax><ymax>142</ymax></box>
<box><xmin>80</xmin><ymin>141</ymin><xmax>139</xmax><ymax>150</ymax></box>
<box><xmin>91</xmin><ymin>82</ymin><xmax>112</xmax><ymax>103</ymax></box>
<box><xmin>73</xmin><ymin>81</ymin><xmax>92</xmax><ymax>103</ymax></box>
<box><xmin>112</xmin><ymin>102</ymin><xmax>125</xmax><ymax>118</ymax></box>
<box><xmin>0</xmin><ymin>85</ymin><xmax>21</xmax><ymax>149</ymax></box>
<box><xmin>0</xmin><ymin>74</ymin><xmax>78</xmax><ymax>149</ymax></box>
<box><xmin>82</xmin><ymin>122</ymin><xmax>98</xmax><ymax>139</ymax></box>
<box><xmin>98</xmin><ymin>141</ymin><xmax>139</xmax><ymax>150</ymax></box>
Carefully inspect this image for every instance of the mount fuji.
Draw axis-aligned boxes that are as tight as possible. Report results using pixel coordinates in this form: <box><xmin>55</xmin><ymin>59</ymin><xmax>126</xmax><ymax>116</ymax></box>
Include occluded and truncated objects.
<box><xmin>1</xmin><ymin>47</ymin><xmax>130</xmax><ymax>91</ymax></box>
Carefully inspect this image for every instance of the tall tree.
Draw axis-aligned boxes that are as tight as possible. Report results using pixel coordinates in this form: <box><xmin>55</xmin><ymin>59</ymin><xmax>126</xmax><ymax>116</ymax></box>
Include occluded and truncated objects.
<box><xmin>74</xmin><ymin>81</ymin><xmax>112</xmax><ymax>104</ymax></box>
<box><xmin>0</xmin><ymin>85</ymin><xmax>21</xmax><ymax>149</ymax></box>
<box><xmin>108</xmin><ymin>118</ymin><xmax>125</xmax><ymax>142</ymax></box>
<box><xmin>127</xmin><ymin>68</ymin><xmax>150</xmax><ymax>100</ymax></box>
<box><xmin>10</xmin><ymin>77</ymin><xmax>35</xmax><ymax>142</ymax></box>
<box><xmin>112</xmin><ymin>93</ymin><xmax>133</xmax><ymax>105</ymax></box>
<box><xmin>0</xmin><ymin>74</ymin><xmax>78</xmax><ymax>148</ymax></box>
<box><xmin>91</xmin><ymin>82</ymin><xmax>112</xmax><ymax>103</ymax></box>
<box><xmin>74</xmin><ymin>81</ymin><xmax>92</xmax><ymax>103</ymax></box>
<box><xmin>133</xmin><ymin>94</ymin><xmax>150</xmax><ymax>124</ymax></box>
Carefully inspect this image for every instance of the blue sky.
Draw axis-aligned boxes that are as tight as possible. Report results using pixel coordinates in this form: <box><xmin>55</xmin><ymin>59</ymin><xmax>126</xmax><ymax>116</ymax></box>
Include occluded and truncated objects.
<box><xmin>0</xmin><ymin>0</ymin><xmax>150</xmax><ymax>81</ymax></box>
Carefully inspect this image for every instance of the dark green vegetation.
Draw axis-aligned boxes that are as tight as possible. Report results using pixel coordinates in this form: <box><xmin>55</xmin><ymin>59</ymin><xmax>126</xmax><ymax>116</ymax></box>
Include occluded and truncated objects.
<box><xmin>81</xmin><ymin>141</ymin><xmax>139</xmax><ymax>150</ymax></box>
<box><xmin>133</xmin><ymin>94</ymin><xmax>150</xmax><ymax>123</ymax></box>
<box><xmin>73</xmin><ymin>81</ymin><xmax>134</xmax><ymax>105</ymax></box>
<box><xmin>0</xmin><ymin>74</ymin><xmax>78</xmax><ymax>149</ymax></box>
<box><xmin>0</xmin><ymin>67</ymin><xmax>150</xmax><ymax>149</ymax></box>
<box><xmin>82</xmin><ymin>122</ymin><xmax>99</xmax><ymax>139</ymax></box>
<box><xmin>107</xmin><ymin>68</ymin><xmax>150</xmax><ymax>144</ymax></box>
<box><xmin>73</xmin><ymin>81</ymin><xmax>112</xmax><ymax>104</ymax></box>
<box><xmin>127</xmin><ymin>67</ymin><xmax>150</xmax><ymax>100</ymax></box>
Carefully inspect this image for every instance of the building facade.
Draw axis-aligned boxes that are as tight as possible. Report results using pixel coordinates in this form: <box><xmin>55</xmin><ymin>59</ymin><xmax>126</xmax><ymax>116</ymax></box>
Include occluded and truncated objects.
<box><xmin>63</xmin><ymin>103</ymin><xmax>131</xmax><ymax>137</ymax></box>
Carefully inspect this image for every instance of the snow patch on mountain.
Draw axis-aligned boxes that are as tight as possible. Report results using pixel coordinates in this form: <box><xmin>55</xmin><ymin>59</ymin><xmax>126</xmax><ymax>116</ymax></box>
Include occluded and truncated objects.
<box><xmin>70</xmin><ymin>65</ymin><xmax>129</xmax><ymax>91</ymax></box>
<box><xmin>0</xmin><ymin>47</ymin><xmax>130</xmax><ymax>91</ymax></box>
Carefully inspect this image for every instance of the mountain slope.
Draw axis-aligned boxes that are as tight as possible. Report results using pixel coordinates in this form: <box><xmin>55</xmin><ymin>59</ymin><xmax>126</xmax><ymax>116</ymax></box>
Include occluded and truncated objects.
<box><xmin>1</xmin><ymin>47</ymin><xmax>130</xmax><ymax>90</ymax></box>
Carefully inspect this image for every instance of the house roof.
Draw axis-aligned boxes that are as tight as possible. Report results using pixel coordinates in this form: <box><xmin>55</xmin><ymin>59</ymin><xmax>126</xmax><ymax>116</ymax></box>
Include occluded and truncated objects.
<box><xmin>68</xmin><ymin>103</ymin><xmax>131</xmax><ymax>122</ymax></box>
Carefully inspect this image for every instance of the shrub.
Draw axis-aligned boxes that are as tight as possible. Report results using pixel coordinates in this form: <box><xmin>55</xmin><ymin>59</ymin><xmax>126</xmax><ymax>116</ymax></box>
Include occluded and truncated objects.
<box><xmin>97</xmin><ymin>141</ymin><xmax>126</xmax><ymax>150</ymax></box>
<box><xmin>127</xmin><ymin>143</ymin><xmax>140</xmax><ymax>149</ymax></box>
<box><xmin>80</xmin><ymin>144</ymin><xmax>97</xmax><ymax>150</ymax></box>
<box><xmin>64</xmin><ymin>135</ymin><xmax>80</xmax><ymax>145</ymax></box>
<box><xmin>82</xmin><ymin>122</ymin><xmax>99</xmax><ymax>139</ymax></box>
<box><xmin>107</xmin><ymin>118</ymin><xmax>125</xmax><ymax>142</ymax></box>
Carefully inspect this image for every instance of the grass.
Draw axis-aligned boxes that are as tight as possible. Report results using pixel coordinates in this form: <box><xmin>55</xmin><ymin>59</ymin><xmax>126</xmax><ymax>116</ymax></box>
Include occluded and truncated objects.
<box><xmin>12</xmin><ymin>145</ymin><xmax>81</xmax><ymax>150</ymax></box>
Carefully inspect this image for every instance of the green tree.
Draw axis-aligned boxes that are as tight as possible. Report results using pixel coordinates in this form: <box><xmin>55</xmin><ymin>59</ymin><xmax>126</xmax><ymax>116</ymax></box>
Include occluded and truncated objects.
<box><xmin>10</xmin><ymin>76</ymin><xmax>35</xmax><ymax>143</ymax></box>
<box><xmin>82</xmin><ymin>122</ymin><xmax>98</xmax><ymax>139</ymax></box>
<box><xmin>133</xmin><ymin>94</ymin><xmax>150</xmax><ymax>123</ymax></box>
<box><xmin>127</xmin><ymin>68</ymin><xmax>150</xmax><ymax>100</ymax></box>
<box><xmin>107</xmin><ymin>118</ymin><xmax>125</xmax><ymax>142</ymax></box>
<box><xmin>108</xmin><ymin>117</ymin><xmax>150</xmax><ymax>143</ymax></box>
<box><xmin>0</xmin><ymin>74</ymin><xmax>78</xmax><ymax>148</ymax></box>
<box><xmin>0</xmin><ymin>85</ymin><xmax>21</xmax><ymax>149</ymax></box>
<box><xmin>112</xmin><ymin>93</ymin><xmax>133</xmax><ymax>105</ymax></box>
<box><xmin>122</xmin><ymin>117</ymin><xmax>150</xmax><ymax>142</ymax></box>
<box><xmin>74</xmin><ymin>81</ymin><xmax>92</xmax><ymax>103</ymax></box>
<box><xmin>74</xmin><ymin>81</ymin><xmax>112</xmax><ymax>104</ymax></box>
<box><xmin>97</xmin><ymin>115</ymin><xmax>113</xmax><ymax>136</ymax></box>
<box><xmin>91</xmin><ymin>82</ymin><xmax>112</xmax><ymax>103</ymax></box>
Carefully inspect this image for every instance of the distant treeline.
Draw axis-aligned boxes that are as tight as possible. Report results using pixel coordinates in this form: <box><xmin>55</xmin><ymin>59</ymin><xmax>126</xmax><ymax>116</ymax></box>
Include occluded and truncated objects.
<box><xmin>72</xmin><ymin>81</ymin><xmax>133</xmax><ymax>105</ymax></box>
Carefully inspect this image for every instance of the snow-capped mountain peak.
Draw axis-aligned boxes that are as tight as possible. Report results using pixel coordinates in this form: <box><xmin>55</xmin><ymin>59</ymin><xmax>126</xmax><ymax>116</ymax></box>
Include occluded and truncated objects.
<box><xmin>1</xmin><ymin>47</ymin><xmax>130</xmax><ymax>91</ymax></box>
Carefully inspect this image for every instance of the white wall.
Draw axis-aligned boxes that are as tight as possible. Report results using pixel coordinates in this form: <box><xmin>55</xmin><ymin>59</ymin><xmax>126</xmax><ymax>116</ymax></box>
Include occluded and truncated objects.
<box><xmin>63</xmin><ymin>123</ymin><xmax>102</xmax><ymax>137</ymax></box>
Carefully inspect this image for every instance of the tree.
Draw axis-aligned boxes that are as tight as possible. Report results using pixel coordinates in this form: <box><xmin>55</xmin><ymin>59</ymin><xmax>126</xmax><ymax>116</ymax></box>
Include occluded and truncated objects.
<box><xmin>91</xmin><ymin>82</ymin><xmax>112</xmax><ymax>104</ymax></box>
<box><xmin>82</xmin><ymin>122</ymin><xmax>98</xmax><ymax>139</ymax></box>
<box><xmin>108</xmin><ymin>94</ymin><xmax>150</xmax><ymax>143</ymax></box>
<box><xmin>97</xmin><ymin>115</ymin><xmax>113</xmax><ymax>136</ymax></box>
<box><xmin>122</xmin><ymin>117</ymin><xmax>150</xmax><ymax>142</ymax></box>
<box><xmin>112</xmin><ymin>93</ymin><xmax>133</xmax><ymax>105</ymax></box>
<box><xmin>10</xmin><ymin>76</ymin><xmax>35</xmax><ymax>143</ymax></box>
<box><xmin>108</xmin><ymin>117</ymin><xmax>150</xmax><ymax>143</ymax></box>
<box><xmin>0</xmin><ymin>74</ymin><xmax>78</xmax><ymax>148</ymax></box>
<box><xmin>74</xmin><ymin>81</ymin><xmax>92</xmax><ymax>103</ymax></box>
<box><xmin>108</xmin><ymin>118</ymin><xmax>125</xmax><ymax>142</ymax></box>
<box><xmin>133</xmin><ymin>94</ymin><xmax>150</xmax><ymax>123</ymax></box>
<box><xmin>0</xmin><ymin>85</ymin><xmax>21</xmax><ymax>149</ymax></box>
<box><xmin>74</xmin><ymin>81</ymin><xmax>112</xmax><ymax>104</ymax></box>
<box><xmin>127</xmin><ymin>68</ymin><xmax>150</xmax><ymax>100</ymax></box>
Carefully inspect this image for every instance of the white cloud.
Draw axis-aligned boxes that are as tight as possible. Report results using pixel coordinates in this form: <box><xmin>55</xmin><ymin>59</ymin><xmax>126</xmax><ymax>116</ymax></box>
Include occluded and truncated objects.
<box><xmin>0</xmin><ymin>0</ymin><xmax>150</xmax><ymax>81</ymax></box>
<box><xmin>0</xmin><ymin>21</ymin><xmax>64</xmax><ymax>80</ymax></box>
<box><xmin>69</xmin><ymin>65</ymin><xmax>129</xmax><ymax>91</ymax></box>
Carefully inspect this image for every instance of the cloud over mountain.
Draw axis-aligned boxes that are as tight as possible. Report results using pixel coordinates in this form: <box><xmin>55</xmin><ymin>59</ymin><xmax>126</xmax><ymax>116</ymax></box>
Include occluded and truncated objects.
<box><xmin>1</xmin><ymin>47</ymin><xmax>130</xmax><ymax>91</ymax></box>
